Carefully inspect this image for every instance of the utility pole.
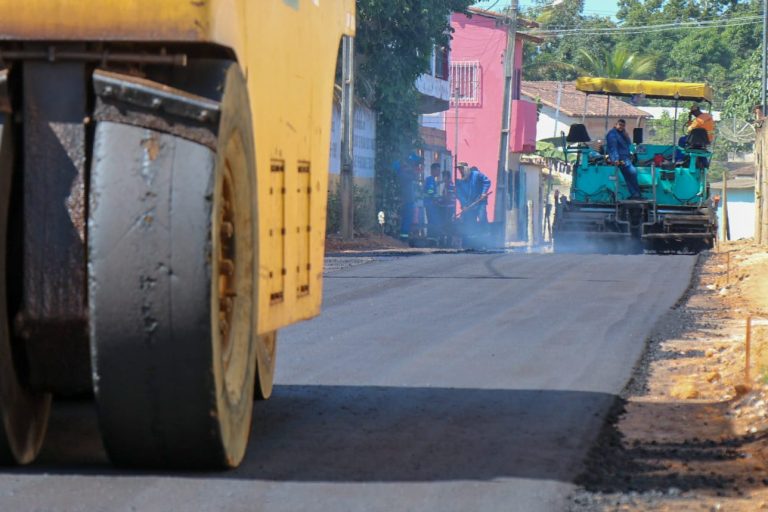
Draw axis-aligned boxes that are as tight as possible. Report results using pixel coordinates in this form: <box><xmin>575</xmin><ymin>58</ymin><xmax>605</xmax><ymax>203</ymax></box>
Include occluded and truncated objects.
<box><xmin>454</xmin><ymin>86</ymin><xmax>460</xmax><ymax>183</ymax></box>
<box><xmin>340</xmin><ymin>35</ymin><xmax>355</xmax><ymax>241</ymax></box>
<box><xmin>553</xmin><ymin>81</ymin><xmax>562</xmax><ymax>138</ymax></box>
<box><xmin>495</xmin><ymin>0</ymin><xmax>519</xmax><ymax>243</ymax></box>
<box><xmin>762</xmin><ymin>0</ymin><xmax>767</xmax><ymax>114</ymax></box>
<box><xmin>722</xmin><ymin>168</ymin><xmax>730</xmax><ymax>242</ymax></box>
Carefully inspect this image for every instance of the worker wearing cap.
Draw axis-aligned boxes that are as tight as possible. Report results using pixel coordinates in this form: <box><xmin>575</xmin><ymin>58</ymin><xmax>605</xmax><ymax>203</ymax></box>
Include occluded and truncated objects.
<box><xmin>456</xmin><ymin>163</ymin><xmax>491</xmax><ymax>225</ymax></box>
<box><xmin>686</xmin><ymin>103</ymin><xmax>715</xmax><ymax>142</ymax></box>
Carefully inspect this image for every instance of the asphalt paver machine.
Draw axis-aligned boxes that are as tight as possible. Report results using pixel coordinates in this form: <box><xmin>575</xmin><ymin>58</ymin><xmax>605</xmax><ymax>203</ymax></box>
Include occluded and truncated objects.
<box><xmin>553</xmin><ymin>77</ymin><xmax>718</xmax><ymax>254</ymax></box>
<box><xmin>0</xmin><ymin>0</ymin><xmax>355</xmax><ymax>469</ymax></box>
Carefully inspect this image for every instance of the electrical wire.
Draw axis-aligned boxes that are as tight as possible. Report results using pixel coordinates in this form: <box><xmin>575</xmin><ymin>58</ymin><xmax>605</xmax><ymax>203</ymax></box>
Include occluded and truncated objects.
<box><xmin>530</xmin><ymin>15</ymin><xmax>761</xmax><ymax>36</ymax></box>
<box><xmin>538</xmin><ymin>11</ymin><xmax>757</xmax><ymax>30</ymax></box>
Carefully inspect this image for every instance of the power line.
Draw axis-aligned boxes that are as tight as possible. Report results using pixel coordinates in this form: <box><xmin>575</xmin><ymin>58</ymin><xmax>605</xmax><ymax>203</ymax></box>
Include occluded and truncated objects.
<box><xmin>534</xmin><ymin>15</ymin><xmax>760</xmax><ymax>32</ymax></box>
<box><xmin>528</xmin><ymin>15</ymin><xmax>761</xmax><ymax>36</ymax></box>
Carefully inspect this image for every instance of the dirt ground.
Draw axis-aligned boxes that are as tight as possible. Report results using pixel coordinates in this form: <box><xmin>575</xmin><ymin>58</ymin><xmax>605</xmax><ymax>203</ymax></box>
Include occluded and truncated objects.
<box><xmin>324</xmin><ymin>233</ymin><xmax>409</xmax><ymax>253</ymax></box>
<box><xmin>570</xmin><ymin>240</ymin><xmax>768</xmax><ymax>511</ymax></box>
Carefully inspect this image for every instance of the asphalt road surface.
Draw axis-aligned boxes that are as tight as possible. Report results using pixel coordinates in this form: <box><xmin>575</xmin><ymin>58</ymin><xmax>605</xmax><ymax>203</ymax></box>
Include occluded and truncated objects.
<box><xmin>0</xmin><ymin>252</ymin><xmax>696</xmax><ymax>512</ymax></box>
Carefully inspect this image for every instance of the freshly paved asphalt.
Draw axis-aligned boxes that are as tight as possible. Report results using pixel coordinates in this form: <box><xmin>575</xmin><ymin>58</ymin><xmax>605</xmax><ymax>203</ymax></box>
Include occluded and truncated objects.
<box><xmin>0</xmin><ymin>252</ymin><xmax>696</xmax><ymax>512</ymax></box>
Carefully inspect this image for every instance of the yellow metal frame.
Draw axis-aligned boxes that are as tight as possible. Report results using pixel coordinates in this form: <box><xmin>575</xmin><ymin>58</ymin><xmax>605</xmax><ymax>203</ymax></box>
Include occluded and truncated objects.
<box><xmin>576</xmin><ymin>77</ymin><xmax>713</xmax><ymax>103</ymax></box>
<box><xmin>0</xmin><ymin>0</ymin><xmax>356</xmax><ymax>333</ymax></box>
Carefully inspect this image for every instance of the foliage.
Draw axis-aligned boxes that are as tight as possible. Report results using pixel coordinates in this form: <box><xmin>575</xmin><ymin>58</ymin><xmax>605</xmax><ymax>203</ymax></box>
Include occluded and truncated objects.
<box><xmin>523</xmin><ymin>0</ymin><xmax>762</xmax><ymax>110</ymax></box>
<box><xmin>326</xmin><ymin>182</ymin><xmax>376</xmax><ymax>235</ymax></box>
<box><xmin>645</xmin><ymin>111</ymin><xmax>678</xmax><ymax>145</ymax></box>
<box><xmin>355</xmin><ymin>0</ymin><xmax>473</xmax><ymax>233</ymax></box>
<box><xmin>576</xmin><ymin>47</ymin><xmax>656</xmax><ymax>79</ymax></box>
<box><xmin>523</xmin><ymin>0</ymin><xmax>617</xmax><ymax>81</ymax></box>
<box><xmin>722</xmin><ymin>48</ymin><xmax>762</xmax><ymax>121</ymax></box>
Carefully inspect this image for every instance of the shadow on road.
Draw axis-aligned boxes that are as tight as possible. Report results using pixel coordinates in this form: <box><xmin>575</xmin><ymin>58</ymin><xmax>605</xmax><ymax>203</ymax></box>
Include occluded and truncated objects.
<box><xmin>13</xmin><ymin>385</ymin><xmax>614</xmax><ymax>482</ymax></box>
<box><xmin>8</xmin><ymin>385</ymin><xmax>755</xmax><ymax>493</ymax></box>
<box><xmin>241</xmin><ymin>385</ymin><xmax>611</xmax><ymax>482</ymax></box>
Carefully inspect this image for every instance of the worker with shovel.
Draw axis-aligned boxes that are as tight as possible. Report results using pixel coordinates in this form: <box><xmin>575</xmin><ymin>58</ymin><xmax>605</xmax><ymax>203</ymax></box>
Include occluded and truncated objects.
<box><xmin>456</xmin><ymin>163</ymin><xmax>491</xmax><ymax>227</ymax></box>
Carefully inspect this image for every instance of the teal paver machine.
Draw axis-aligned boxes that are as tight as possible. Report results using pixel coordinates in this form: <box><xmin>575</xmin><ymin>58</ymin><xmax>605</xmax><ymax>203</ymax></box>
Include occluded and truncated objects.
<box><xmin>553</xmin><ymin>77</ymin><xmax>718</xmax><ymax>254</ymax></box>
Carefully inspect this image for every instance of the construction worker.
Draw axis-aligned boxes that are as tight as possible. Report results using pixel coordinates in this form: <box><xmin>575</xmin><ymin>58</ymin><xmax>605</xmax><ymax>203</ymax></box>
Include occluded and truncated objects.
<box><xmin>438</xmin><ymin>169</ymin><xmax>456</xmax><ymax>246</ymax></box>
<box><xmin>456</xmin><ymin>163</ymin><xmax>491</xmax><ymax>225</ymax></box>
<box><xmin>686</xmin><ymin>103</ymin><xmax>715</xmax><ymax>142</ymax></box>
<box><xmin>606</xmin><ymin>119</ymin><xmax>642</xmax><ymax>200</ymax></box>
<box><xmin>395</xmin><ymin>154</ymin><xmax>422</xmax><ymax>241</ymax></box>
<box><xmin>423</xmin><ymin>162</ymin><xmax>442</xmax><ymax>237</ymax></box>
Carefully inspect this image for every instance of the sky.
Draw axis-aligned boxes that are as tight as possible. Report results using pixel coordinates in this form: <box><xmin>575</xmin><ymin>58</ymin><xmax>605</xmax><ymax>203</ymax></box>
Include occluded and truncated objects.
<box><xmin>472</xmin><ymin>0</ymin><xmax>620</xmax><ymax>18</ymax></box>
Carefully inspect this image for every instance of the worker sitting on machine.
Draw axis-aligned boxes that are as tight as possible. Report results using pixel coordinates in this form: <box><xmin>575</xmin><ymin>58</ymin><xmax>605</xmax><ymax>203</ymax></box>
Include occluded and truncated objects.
<box><xmin>686</xmin><ymin>103</ymin><xmax>715</xmax><ymax>143</ymax></box>
<box><xmin>606</xmin><ymin>119</ymin><xmax>642</xmax><ymax>200</ymax></box>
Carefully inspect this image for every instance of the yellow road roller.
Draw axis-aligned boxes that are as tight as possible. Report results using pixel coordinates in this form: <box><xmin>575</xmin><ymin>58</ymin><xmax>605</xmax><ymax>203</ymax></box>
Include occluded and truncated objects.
<box><xmin>0</xmin><ymin>0</ymin><xmax>355</xmax><ymax>468</ymax></box>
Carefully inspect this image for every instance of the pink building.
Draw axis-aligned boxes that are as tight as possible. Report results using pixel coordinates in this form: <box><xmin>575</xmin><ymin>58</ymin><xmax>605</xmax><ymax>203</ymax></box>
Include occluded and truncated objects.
<box><xmin>445</xmin><ymin>7</ymin><xmax>539</xmax><ymax>223</ymax></box>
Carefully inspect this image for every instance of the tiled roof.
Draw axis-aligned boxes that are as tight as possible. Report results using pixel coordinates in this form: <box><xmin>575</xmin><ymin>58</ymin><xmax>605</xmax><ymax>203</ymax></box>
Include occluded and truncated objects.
<box><xmin>726</xmin><ymin>161</ymin><xmax>755</xmax><ymax>177</ymax></box>
<box><xmin>467</xmin><ymin>5</ymin><xmax>538</xmax><ymax>28</ymax></box>
<box><xmin>521</xmin><ymin>81</ymin><xmax>651</xmax><ymax>119</ymax></box>
<box><xmin>710</xmin><ymin>177</ymin><xmax>755</xmax><ymax>190</ymax></box>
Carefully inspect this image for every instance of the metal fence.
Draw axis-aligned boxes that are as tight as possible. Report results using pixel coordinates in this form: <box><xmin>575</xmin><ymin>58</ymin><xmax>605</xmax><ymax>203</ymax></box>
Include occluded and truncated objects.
<box><xmin>449</xmin><ymin>61</ymin><xmax>481</xmax><ymax>107</ymax></box>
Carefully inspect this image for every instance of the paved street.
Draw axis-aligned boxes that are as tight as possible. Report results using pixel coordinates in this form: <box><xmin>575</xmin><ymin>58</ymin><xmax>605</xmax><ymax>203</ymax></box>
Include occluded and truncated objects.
<box><xmin>0</xmin><ymin>252</ymin><xmax>696</xmax><ymax>512</ymax></box>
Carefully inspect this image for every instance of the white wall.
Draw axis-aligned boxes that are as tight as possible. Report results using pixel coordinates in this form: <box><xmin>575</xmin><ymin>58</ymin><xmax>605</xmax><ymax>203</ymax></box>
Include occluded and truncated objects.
<box><xmin>717</xmin><ymin>188</ymin><xmax>755</xmax><ymax>240</ymax></box>
<box><xmin>538</xmin><ymin>105</ymin><xmax>573</xmax><ymax>140</ymax></box>
<box><xmin>520</xmin><ymin>163</ymin><xmax>543</xmax><ymax>243</ymax></box>
<box><xmin>421</xmin><ymin>112</ymin><xmax>446</xmax><ymax>130</ymax></box>
<box><xmin>329</xmin><ymin>103</ymin><xmax>377</xmax><ymax>179</ymax></box>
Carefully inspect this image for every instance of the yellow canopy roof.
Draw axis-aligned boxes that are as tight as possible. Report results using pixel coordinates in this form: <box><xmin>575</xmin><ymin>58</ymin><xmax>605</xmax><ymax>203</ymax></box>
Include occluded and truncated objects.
<box><xmin>575</xmin><ymin>77</ymin><xmax>713</xmax><ymax>103</ymax></box>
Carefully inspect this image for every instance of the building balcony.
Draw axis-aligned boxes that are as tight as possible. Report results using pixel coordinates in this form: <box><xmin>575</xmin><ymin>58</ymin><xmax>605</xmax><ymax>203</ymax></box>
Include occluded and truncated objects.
<box><xmin>415</xmin><ymin>46</ymin><xmax>451</xmax><ymax>114</ymax></box>
<box><xmin>416</xmin><ymin>73</ymin><xmax>451</xmax><ymax>114</ymax></box>
<box><xmin>510</xmin><ymin>99</ymin><xmax>537</xmax><ymax>153</ymax></box>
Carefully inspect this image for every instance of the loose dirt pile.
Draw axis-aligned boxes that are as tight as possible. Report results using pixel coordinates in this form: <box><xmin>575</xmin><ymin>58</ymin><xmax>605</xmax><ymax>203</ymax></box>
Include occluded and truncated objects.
<box><xmin>570</xmin><ymin>240</ymin><xmax>768</xmax><ymax>511</ymax></box>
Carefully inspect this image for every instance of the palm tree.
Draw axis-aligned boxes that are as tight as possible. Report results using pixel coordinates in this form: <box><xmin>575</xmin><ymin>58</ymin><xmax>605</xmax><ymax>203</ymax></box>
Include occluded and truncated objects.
<box><xmin>577</xmin><ymin>47</ymin><xmax>656</xmax><ymax>79</ymax></box>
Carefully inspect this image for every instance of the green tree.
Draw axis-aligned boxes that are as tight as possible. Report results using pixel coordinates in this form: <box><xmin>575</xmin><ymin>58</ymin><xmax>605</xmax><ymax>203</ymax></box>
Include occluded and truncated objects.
<box><xmin>722</xmin><ymin>48</ymin><xmax>761</xmax><ymax>120</ymax></box>
<box><xmin>355</xmin><ymin>0</ymin><xmax>473</xmax><ymax>232</ymax></box>
<box><xmin>576</xmin><ymin>47</ymin><xmax>656</xmax><ymax>79</ymax></box>
<box><xmin>523</xmin><ymin>0</ymin><xmax>617</xmax><ymax>81</ymax></box>
<box><xmin>646</xmin><ymin>110</ymin><xmax>677</xmax><ymax>145</ymax></box>
<box><xmin>525</xmin><ymin>0</ymin><xmax>762</xmax><ymax>111</ymax></box>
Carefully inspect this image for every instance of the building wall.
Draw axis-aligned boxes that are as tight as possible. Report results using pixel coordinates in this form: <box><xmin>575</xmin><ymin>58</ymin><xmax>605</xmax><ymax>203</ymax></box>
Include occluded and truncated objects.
<box><xmin>511</xmin><ymin>99</ymin><xmax>537</xmax><ymax>152</ymax></box>
<box><xmin>531</xmin><ymin>103</ymin><xmax>646</xmax><ymax>142</ymax></box>
<box><xmin>446</xmin><ymin>12</ymin><xmax>525</xmax><ymax>222</ymax></box>
<box><xmin>519</xmin><ymin>164</ymin><xmax>543</xmax><ymax>243</ymax></box>
<box><xmin>329</xmin><ymin>102</ymin><xmax>377</xmax><ymax>179</ymax></box>
<box><xmin>717</xmin><ymin>188</ymin><xmax>755</xmax><ymax>240</ymax></box>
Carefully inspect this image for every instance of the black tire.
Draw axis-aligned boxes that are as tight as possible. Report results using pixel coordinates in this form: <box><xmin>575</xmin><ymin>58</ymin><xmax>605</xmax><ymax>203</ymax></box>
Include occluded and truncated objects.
<box><xmin>89</xmin><ymin>64</ymin><xmax>258</xmax><ymax>468</ymax></box>
<box><xmin>0</xmin><ymin>114</ymin><xmax>51</xmax><ymax>465</ymax></box>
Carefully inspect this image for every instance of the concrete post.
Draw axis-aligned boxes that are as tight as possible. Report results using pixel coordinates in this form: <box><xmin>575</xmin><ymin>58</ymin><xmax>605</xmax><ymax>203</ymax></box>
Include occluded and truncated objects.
<box><xmin>340</xmin><ymin>35</ymin><xmax>355</xmax><ymax>241</ymax></box>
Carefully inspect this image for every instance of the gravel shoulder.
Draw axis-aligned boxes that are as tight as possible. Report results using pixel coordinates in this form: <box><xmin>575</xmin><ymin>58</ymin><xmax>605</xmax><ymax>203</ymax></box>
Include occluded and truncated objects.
<box><xmin>569</xmin><ymin>241</ymin><xmax>768</xmax><ymax>511</ymax></box>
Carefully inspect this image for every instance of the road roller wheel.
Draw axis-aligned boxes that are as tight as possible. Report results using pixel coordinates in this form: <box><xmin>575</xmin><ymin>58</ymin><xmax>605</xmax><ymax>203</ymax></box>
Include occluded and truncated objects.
<box><xmin>89</xmin><ymin>63</ymin><xmax>258</xmax><ymax>468</ymax></box>
<box><xmin>255</xmin><ymin>331</ymin><xmax>277</xmax><ymax>400</ymax></box>
<box><xmin>0</xmin><ymin>114</ymin><xmax>51</xmax><ymax>465</ymax></box>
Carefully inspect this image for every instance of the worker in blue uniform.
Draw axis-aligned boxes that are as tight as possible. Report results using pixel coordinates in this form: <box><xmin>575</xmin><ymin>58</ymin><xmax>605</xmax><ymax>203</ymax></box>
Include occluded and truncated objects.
<box><xmin>394</xmin><ymin>154</ymin><xmax>422</xmax><ymax>241</ymax></box>
<box><xmin>456</xmin><ymin>162</ymin><xmax>491</xmax><ymax>225</ymax></box>
<box><xmin>423</xmin><ymin>162</ymin><xmax>442</xmax><ymax>237</ymax></box>
<box><xmin>606</xmin><ymin>119</ymin><xmax>642</xmax><ymax>200</ymax></box>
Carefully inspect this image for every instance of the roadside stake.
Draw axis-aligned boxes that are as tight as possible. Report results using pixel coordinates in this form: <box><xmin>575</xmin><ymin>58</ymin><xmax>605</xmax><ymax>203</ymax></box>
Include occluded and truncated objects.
<box><xmin>745</xmin><ymin>315</ymin><xmax>753</xmax><ymax>384</ymax></box>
